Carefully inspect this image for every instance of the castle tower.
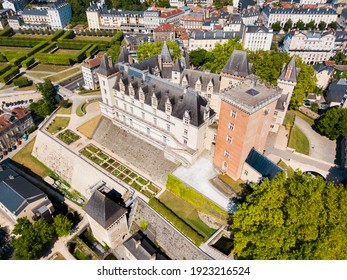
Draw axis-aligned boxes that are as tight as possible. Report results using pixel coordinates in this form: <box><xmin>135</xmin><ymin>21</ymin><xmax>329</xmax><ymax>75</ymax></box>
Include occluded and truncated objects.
<box><xmin>172</xmin><ymin>58</ymin><xmax>182</xmax><ymax>84</ymax></box>
<box><xmin>270</xmin><ymin>56</ymin><xmax>299</xmax><ymax>132</ymax></box>
<box><xmin>83</xmin><ymin>190</ymin><xmax>129</xmax><ymax>249</ymax></box>
<box><xmin>220</xmin><ymin>50</ymin><xmax>252</xmax><ymax>90</ymax></box>
<box><xmin>213</xmin><ymin>75</ymin><xmax>282</xmax><ymax>180</ymax></box>
<box><xmin>160</xmin><ymin>41</ymin><xmax>174</xmax><ymax>79</ymax></box>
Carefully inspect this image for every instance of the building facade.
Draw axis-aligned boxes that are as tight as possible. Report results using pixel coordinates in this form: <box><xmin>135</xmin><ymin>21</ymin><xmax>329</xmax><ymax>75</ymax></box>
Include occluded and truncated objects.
<box><xmin>213</xmin><ymin>75</ymin><xmax>281</xmax><ymax>180</ymax></box>
<box><xmin>283</xmin><ymin>30</ymin><xmax>336</xmax><ymax>64</ymax></box>
<box><xmin>0</xmin><ymin>107</ymin><xmax>33</xmax><ymax>153</ymax></box>
<box><xmin>82</xmin><ymin>56</ymin><xmax>103</xmax><ymax>90</ymax></box>
<box><xmin>262</xmin><ymin>6</ymin><xmax>337</xmax><ymax>28</ymax></box>
<box><xmin>242</xmin><ymin>25</ymin><xmax>273</xmax><ymax>51</ymax></box>
<box><xmin>153</xmin><ymin>23</ymin><xmax>176</xmax><ymax>42</ymax></box>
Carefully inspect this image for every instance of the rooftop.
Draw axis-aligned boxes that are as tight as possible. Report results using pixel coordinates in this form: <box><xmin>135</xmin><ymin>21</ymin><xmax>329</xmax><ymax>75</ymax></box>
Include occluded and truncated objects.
<box><xmin>221</xmin><ymin>50</ymin><xmax>252</xmax><ymax>78</ymax></box>
<box><xmin>221</xmin><ymin>75</ymin><xmax>282</xmax><ymax>114</ymax></box>
<box><xmin>82</xmin><ymin>55</ymin><xmax>102</xmax><ymax>69</ymax></box>
<box><xmin>0</xmin><ymin>107</ymin><xmax>30</xmax><ymax>133</ymax></box>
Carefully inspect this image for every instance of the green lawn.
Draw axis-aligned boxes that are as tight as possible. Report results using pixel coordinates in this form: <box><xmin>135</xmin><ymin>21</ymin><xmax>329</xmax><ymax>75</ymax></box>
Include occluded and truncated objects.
<box><xmin>74</xmin><ymin>36</ymin><xmax>112</xmax><ymax>41</ymax></box>
<box><xmin>289</xmin><ymin>110</ymin><xmax>315</xmax><ymax>126</ymax></box>
<box><xmin>26</xmin><ymin>72</ymin><xmax>49</xmax><ymax>79</ymax></box>
<box><xmin>284</xmin><ymin>112</ymin><xmax>295</xmax><ymax>127</ymax></box>
<box><xmin>48</xmin><ymin>68</ymin><xmax>81</xmax><ymax>83</ymax></box>
<box><xmin>277</xmin><ymin>160</ymin><xmax>295</xmax><ymax>178</ymax></box>
<box><xmin>56</xmin><ymin>101</ymin><xmax>73</xmax><ymax>114</ymax></box>
<box><xmin>13</xmin><ymin>84</ymin><xmax>36</xmax><ymax>92</ymax></box>
<box><xmin>160</xmin><ymin>191</ymin><xmax>216</xmax><ymax>239</ymax></box>
<box><xmin>76</xmin><ymin>99</ymin><xmax>99</xmax><ymax>117</ymax></box>
<box><xmin>30</xmin><ymin>64</ymin><xmax>72</xmax><ymax>72</ymax></box>
<box><xmin>46</xmin><ymin>117</ymin><xmax>70</xmax><ymax>134</ymax></box>
<box><xmin>288</xmin><ymin>125</ymin><xmax>310</xmax><ymax>155</ymax></box>
<box><xmin>12</xmin><ymin>138</ymin><xmax>52</xmax><ymax>178</ymax></box>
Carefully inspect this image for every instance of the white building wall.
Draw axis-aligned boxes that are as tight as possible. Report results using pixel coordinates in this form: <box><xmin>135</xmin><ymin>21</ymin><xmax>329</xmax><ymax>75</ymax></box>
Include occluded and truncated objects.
<box><xmin>87</xmin><ymin>10</ymin><xmax>101</xmax><ymax>29</ymax></box>
<box><xmin>243</xmin><ymin>30</ymin><xmax>273</xmax><ymax>51</ymax></box>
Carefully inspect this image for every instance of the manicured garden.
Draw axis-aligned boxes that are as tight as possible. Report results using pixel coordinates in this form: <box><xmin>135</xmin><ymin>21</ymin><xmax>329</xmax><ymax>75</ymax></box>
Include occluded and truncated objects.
<box><xmin>46</xmin><ymin>116</ymin><xmax>70</xmax><ymax>134</ymax></box>
<box><xmin>57</xmin><ymin>129</ymin><xmax>80</xmax><ymax>145</ymax></box>
<box><xmin>288</xmin><ymin>125</ymin><xmax>310</xmax><ymax>155</ymax></box>
<box><xmin>76</xmin><ymin>99</ymin><xmax>100</xmax><ymax>117</ymax></box>
<box><xmin>48</xmin><ymin>68</ymin><xmax>81</xmax><ymax>83</ymax></box>
<box><xmin>80</xmin><ymin>144</ymin><xmax>160</xmax><ymax>198</ymax></box>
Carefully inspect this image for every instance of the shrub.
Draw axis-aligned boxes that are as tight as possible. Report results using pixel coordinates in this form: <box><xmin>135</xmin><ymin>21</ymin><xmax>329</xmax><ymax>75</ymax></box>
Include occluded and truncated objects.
<box><xmin>13</xmin><ymin>77</ymin><xmax>30</xmax><ymax>87</ymax></box>
<box><xmin>0</xmin><ymin>66</ymin><xmax>20</xmax><ymax>83</ymax></box>
<box><xmin>148</xmin><ymin>198</ymin><xmax>205</xmax><ymax>246</ymax></box>
<box><xmin>0</xmin><ymin>27</ymin><xmax>14</xmax><ymax>37</ymax></box>
<box><xmin>27</xmin><ymin>125</ymin><xmax>38</xmax><ymax>134</ymax></box>
<box><xmin>0</xmin><ymin>38</ymin><xmax>44</xmax><ymax>47</ymax></box>
<box><xmin>26</xmin><ymin>41</ymin><xmax>49</xmax><ymax>57</ymax></box>
<box><xmin>0</xmin><ymin>52</ymin><xmax>7</xmax><ymax>62</ymax></box>
<box><xmin>9</xmin><ymin>55</ymin><xmax>27</xmax><ymax>66</ymax></box>
<box><xmin>49</xmin><ymin>30</ymin><xmax>64</xmax><ymax>42</ymax></box>
<box><xmin>58</xmin><ymin>30</ymin><xmax>75</xmax><ymax>40</ymax></box>
<box><xmin>59</xmin><ymin>99</ymin><xmax>70</xmax><ymax>108</ymax></box>
<box><xmin>86</xmin><ymin>44</ymin><xmax>98</xmax><ymax>58</ymax></box>
<box><xmin>0</xmin><ymin>63</ymin><xmax>11</xmax><ymax>75</ymax></box>
<box><xmin>21</xmin><ymin>57</ymin><xmax>36</xmax><ymax>69</ymax></box>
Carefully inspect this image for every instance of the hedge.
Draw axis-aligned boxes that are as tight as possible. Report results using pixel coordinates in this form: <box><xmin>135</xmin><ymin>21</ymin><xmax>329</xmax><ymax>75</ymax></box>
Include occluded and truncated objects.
<box><xmin>111</xmin><ymin>31</ymin><xmax>124</xmax><ymax>43</ymax></box>
<box><xmin>21</xmin><ymin>57</ymin><xmax>36</xmax><ymax>69</ymax></box>
<box><xmin>49</xmin><ymin>30</ymin><xmax>65</xmax><ymax>42</ymax></box>
<box><xmin>0</xmin><ymin>38</ymin><xmax>44</xmax><ymax>47</ymax></box>
<box><xmin>0</xmin><ymin>63</ymin><xmax>11</xmax><ymax>75</ymax></box>
<box><xmin>39</xmin><ymin>42</ymin><xmax>57</xmax><ymax>53</ymax></box>
<box><xmin>0</xmin><ymin>53</ymin><xmax>7</xmax><ymax>62</ymax></box>
<box><xmin>13</xmin><ymin>77</ymin><xmax>30</xmax><ymax>87</ymax></box>
<box><xmin>56</xmin><ymin>40</ymin><xmax>90</xmax><ymax>50</ymax></box>
<box><xmin>58</xmin><ymin>30</ymin><xmax>75</xmax><ymax>40</ymax></box>
<box><xmin>9</xmin><ymin>55</ymin><xmax>27</xmax><ymax>66</ymax></box>
<box><xmin>26</xmin><ymin>41</ymin><xmax>49</xmax><ymax>57</ymax></box>
<box><xmin>75</xmin><ymin>43</ymin><xmax>92</xmax><ymax>62</ymax></box>
<box><xmin>34</xmin><ymin>53</ymin><xmax>75</xmax><ymax>65</ymax></box>
<box><xmin>0</xmin><ymin>66</ymin><xmax>20</xmax><ymax>83</ymax></box>
<box><xmin>0</xmin><ymin>27</ymin><xmax>14</xmax><ymax>37</ymax></box>
<box><xmin>148</xmin><ymin>198</ymin><xmax>205</xmax><ymax>246</ymax></box>
<box><xmin>86</xmin><ymin>44</ymin><xmax>98</xmax><ymax>58</ymax></box>
<box><xmin>3</xmin><ymin>50</ymin><xmax>24</xmax><ymax>60</ymax></box>
<box><xmin>166</xmin><ymin>174</ymin><xmax>229</xmax><ymax>221</ymax></box>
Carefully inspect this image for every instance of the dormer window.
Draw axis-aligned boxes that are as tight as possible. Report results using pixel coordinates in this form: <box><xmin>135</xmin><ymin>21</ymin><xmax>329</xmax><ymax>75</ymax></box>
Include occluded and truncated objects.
<box><xmin>119</xmin><ymin>79</ymin><xmax>125</xmax><ymax>93</ymax></box>
<box><xmin>182</xmin><ymin>75</ymin><xmax>188</xmax><ymax>87</ymax></box>
<box><xmin>151</xmin><ymin>93</ymin><xmax>158</xmax><ymax>108</ymax></box>
<box><xmin>207</xmin><ymin>79</ymin><xmax>214</xmax><ymax>92</ymax></box>
<box><xmin>165</xmin><ymin>98</ymin><xmax>172</xmax><ymax>115</ymax></box>
<box><xmin>195</xmin><ymin>78</ymin><xmax>202</xmax><ymax>91</ymax></box>
<box><xmin>139</xmin><ymin>88</ymin><xmax>145</xmax><ymax>103</ymax></box>
<box><xmin>129</xmin><ymin>83</ymin><xmax>135</xmax><ymax>97</ymax></box>
<box><xmin>183</xmin><ymin>110</ymin><xmax>190</xmax><ymax>125</ymax></box>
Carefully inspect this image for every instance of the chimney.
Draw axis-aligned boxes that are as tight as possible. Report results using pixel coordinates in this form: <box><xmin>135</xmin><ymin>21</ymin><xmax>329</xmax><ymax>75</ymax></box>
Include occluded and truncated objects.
<box><xmin>135</xmin><ymin>239</ymin><xmax>141</xmax><ymax>249</ymax></box>
<box><xmin>8</xmin><ymin>175</ymin><xmax>14</xmax><ymax>180</ymax></box>
<box><xmin>142</xmin><ymin>69</ymin><xmax>149</xmax><ymax>81</ymax></box>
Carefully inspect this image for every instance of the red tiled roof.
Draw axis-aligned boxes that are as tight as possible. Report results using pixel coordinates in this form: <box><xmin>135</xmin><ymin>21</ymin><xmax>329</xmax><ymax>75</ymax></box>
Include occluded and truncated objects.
<box><xmin>325</xmin><ymin>60</ymin><xmax>335</xmax><ymax>66</ymax></box>
<box><xmin>159</xmin><ymin>8</ymin><xmax>184</xmax><ymax>18</ymax></box>
<box><xmin>181</xmin><ymin>15</ymin><xmax>204</xmax><ymax>21</ymax></box>
<box><xmin>0</xmin><ymin>107</ymin><xmax>29</xmax><ymax>133</ymax></box>
<box><xmin>154</xmin><ymin>23</ymin><xmax>175</xmax><ymax>32</ymax></box>
<box><xmin>82</xmin><ymin>55</ymin><xmax>102</xmax><ymax>69</ymax></box>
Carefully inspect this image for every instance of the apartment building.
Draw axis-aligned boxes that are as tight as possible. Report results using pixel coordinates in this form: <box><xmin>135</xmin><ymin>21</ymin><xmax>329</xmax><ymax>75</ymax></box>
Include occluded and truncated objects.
<box><xmin>242</xmin><ymin>25</ymin><xmax>273</xmax><ymax>51</ymax></box>
<box><xmin>82</xmin><ymin>56</ymin><xmax>103</xmax><ymax>90</ymax></box>
<box><xmin>153</xmin><ymin>23</ymin><xmax>176</xmax><ymax>42</ymax></box>
<box><xmin>2</xmin><ymin>0</ymin><xmax>30</xmax><ymax>12</ymax></box>
<box><xmin>241</xmin><ymin>8</ymin><xmax>260</xmax><ymax>26</ymax></box>
<box><xmin>188</xmin><ymin>30</ymin><xmax>243</xmax><ymax>51</ymax></box>
<box><xmin>181</xmin><ymin>13</ymin><xmax>204</xmax><ymax>30</ymax></box>
<box><xmin>159</xmin><ymin>8</ymin><xmax>185</xmax><ymax>26</ymax></box>
<box><xmin>283</xmin><ymin>30</ymin><xmax>336</xmax><ymax>64</ymax></box>
<box><xmin>262</xmin><ymin>6</ymin><xmax>337</xmax><ymax>27</ymax></box>
<box><xmin>213</xmin><ymin>75</ymin><xmax>282</xmax><ymax>179</ymax></box>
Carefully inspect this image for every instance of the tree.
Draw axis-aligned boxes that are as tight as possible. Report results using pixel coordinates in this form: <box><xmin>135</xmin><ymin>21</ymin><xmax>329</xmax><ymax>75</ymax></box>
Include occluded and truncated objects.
<box><xmin>30</xmin><ymin>100</ymin><xmax>55</xmax><ymax>117</ymax></box>
<box><xmin>318</xmin><ymin>21</ymin><xmax>327</xmax><ymax>31</ymax></box>
<box><xmin>231</xmin><ymin>172</ymin><xmax>347</xmax><ymax>260</ymax></box>
<box><xmin>328</xmin><ymin>21</ymin><xmax>338</xmax><ymax>30</ymax></box>
<box><xmin>156</xmin><ymin>0</ymin><xmax>170</xmax><ymax>8</ymax></box>
<box><xmin>295</xmin><ymin>20</ymin><xmax>305</xmax><ymax>30</ymax></box>
<box><xmin>283</xmin><ymin>19</ymin><xmax>293</xmax><ymax>32</ymax></box>
<box><xmin>59</xmin><ymin>99</ymin><xmax>70</xmax><ymax>108</ymax></box>
<box><xmin>36</xmin><ymin>79</ymin><xmax>56</xmax><ymax>105</ymax></box>
<box><xmin>315</xmin><ymin>107</ymin><xmax>347</xmax><ymax>140</ymax></box>
<box><xmin>11</xmin><ymin>217</ymin><xmax>55</xmax><ymax>260</ymax></box>
<box><xmin>333</xmin><ymin>51</ymin><xmax>345</xmax><ymax>64</ymax></box>
<box><xmin>204</xmin><ymin>38</ymin><xmax>243</xmax><ymax>73</ymax></box>
<box><xmin>136</xmin><ymin>41</ymin><xmax>181</xmax><ymax>62</ymax></box>
<box><xmin>305</xmin><ymin>20</ymin><xmax>315</xmax><ymax>30</ymax></box>
<box><xmin>189</xmin><ymin>49</ymin><xmax>209</xmax><ymax>68</ymax></box>
<box><xmin>53</xmin><ymin>214</ymin><xmax>73</xmax><ymax>237</ymax></box>
<box><xmin>107</xmin><ymin>44</ymin><xmax>121</xmax><ymax>62</ymax></box>
<box><xmin>271</xmin><ymin>21</ymin><xmax>281</xmax><ymax>32</ymax></box>
<box><xmin>311</xmin><ymin>102</ymin><xmax>319</xmax><ymax>113</ymax></box>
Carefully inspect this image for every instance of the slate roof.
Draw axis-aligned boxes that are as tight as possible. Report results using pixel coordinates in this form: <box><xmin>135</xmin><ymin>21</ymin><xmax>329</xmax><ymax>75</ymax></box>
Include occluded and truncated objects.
<box><xmin>278</xmin><ymin>56</ymin><xmax>300</xmax><ymax>83</ymax></box>
<box><xmin>83</xmin><ymin>190</ymin><xmax>127</xmax><ymax>229</ymax></box>
<box><xmin>116</xmin><ymin>47</ymin><xmax>130</xmax><ymax>64</ymax></box>
<box><xmin>245</xmin><ymin>148</ymin><xmax>284</xmax><ymax>180</ymax></box>
<box><xmin>181</xmin><ymin>69</ymin><xmax>221</xmax><ymax>93</ymax></box>
<box><xmin>172</xmin><ymin>58</ymin><xmax>182</xmax><ymax>72</ymax></box>
<box><xmin>221</xmin><ymin>50</ymin><xmax>252</xmax><ymax>78</ymax></box>
<box><xmin>0</xmin><ymin>176</ymin><xmax>46</xmax><ymax>216</ymax></box>
<box><xmin>263</xmin><ymin>6</ymin><xmax>337</xmax><ymax>16</ymax></box>
<box><xmin>325</xmin><ymin>79</ymin><xmax>347</xmax><ymax>104</ymax></box>
<box><xmin>0</xmin><ymin>165</ymin><xmax>18</xmax><ymax>182</ymax></box>
<box><xmin>190</xmin><ymin>30</ymin><xmax>242</xmax><ymax>40</ymax></box>
<box><xmin>123</xmin><ymin>231</ymin><xmax>170</xmax><ymax>260</ymax></box>
<box><xmin>114</xmin><ymin>64</ymin><xmax>215</xmax><ymax>127</ymax></box>
<box><xmin>161</xmin><ymin>41</ymin><xmax>173</xmax><ymax>63</ymax></box>
<box><xmin>275</xmin><ymin>94</ymin><xmax>288</xmax><ymax>111</ymax></box>
<box><xmin>245</xmin><ymin>25</ymin><xmax>270</xmax><ymax>33</ymax></box>
<box><xmin>97</xmin><ymin>54</ymin><xmax>117</xmax><ymax>77</ymax></box>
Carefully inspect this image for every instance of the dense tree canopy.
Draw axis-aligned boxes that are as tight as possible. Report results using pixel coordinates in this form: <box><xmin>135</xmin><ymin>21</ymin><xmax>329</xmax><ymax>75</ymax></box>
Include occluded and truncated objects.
<box><xmin>66</xmin><ymin>0</ymin><xmax>91</xmax><ymax>24</ymax></box>
<box><xmin>30</xmin><ymin>79</ymin><xmax>57</xmax><ymax>117</ymax></box>
<box><xmin>11</xmin><ymin>218</ymin><xmax>56</xmax><ymax>260</ymax></box>
<box><xmin>315</xmin><ymin>107</ymin><xmax>347</xmax><ymax>140</ymax></box>
<box><xmin>318</xmin><ymin>21</ymin><xmax>327</xmax><ymax>31</ymax></box>
<box><xmin>283</xmin><ymin>19</ymin><xmax>293</xmax><ymax>32</ymax></box>
<box><xmin>189</xmin><ymin>49</ymin><xmax>209</xmax><ymax>68</ymax></box>
<box><xmin>203</xmin><ymin>38</ymin><xmax>243</xmax><ymax>73</ymax></box>
<box><xmin>295</xmin><ymin>20</ymin><xmax>305</xmax><ymax>30</ymax></box>
<box><xmin>53</xmin><ymin>214</ymin><xmax>73</xmax><ymax>237</ymax></box>
<box><xmin>136</xmin><ymin>41</ymin><xmax>181</xmax><ymax>62</ymax></box>
<box><xmin>232</xmin><ymin>172</ymin><xmax>347</xmax><ymax>260</ymax></box>
<box><xmin>271</xmin><ymin>21</ymin><xmax>281</xmax><ymax>32</ymax></box>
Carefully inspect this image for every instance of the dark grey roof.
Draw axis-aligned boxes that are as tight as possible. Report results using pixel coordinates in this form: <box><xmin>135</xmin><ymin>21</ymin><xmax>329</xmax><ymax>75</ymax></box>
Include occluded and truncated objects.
<box><xmin>245</xmin><ymin>25</ymin><xmax>270</xmax><ymax>33</ymax></box>
<box><xmin>83</xmin><ymin>190</ymin><xmax>127</xmax><ymax>229</ymax></box>
<box><xmin>22</xmin><ymin>9</ymin><xmax>48</xmax><ymax>16</ymax></box>
<box><xmin>275</xmin><ymin>94</ymin><xmax>288</xmax><ymax>111</ymax></box>
<box><xmin>0</xmin><ymin>165</ymin><xmax>18</xmax><ymax>182</ymax></box>
<box><xmin>160</xmin><ymin>41</ymin><xmax>173</xmax><ymax>63</ymax></box>
<box><xmin>278</xmin><ymin>56</ymin><xmax>300</xmax><ymax>83</ymax></box>
<box><xmin>239</xmin><ymin>0</ymin><xmax>256</xmax><ymax>10</ymax></box>
<box><xmin>116</xmin><ymin>47</ymin><xmax>130</xmax><ymax>64</ymax></box>
<box><xmin>221</xmin><ymin>50</ymin><xmax>252</xmax><ymax>77</ymax></box>
<box><xmin>132</xmin><ymin>55</ymin><xmax>161</xmax><ymax>75</ymax></box>
<box><xmin>221</xmin><ymin>75</ymin><xmax>282</xmax><ymax>114</ymax></box>
<box><xmin>123</xmin><ymin>231</ymin><xmax>170</xmax><ymax>260</ymax></box>
<box><xmin>0</xmin><ymin>176</ymin><xmax>46</xmax><ymax>216</ymax></box>
<box><xmin>245</xmin><ymin>148</ymin><xmax>284</xmax><ymax>180</ymax></box>
<box><xmin>181</xmin><ymin>69</ymin><xmax>221</xmax><ymax>93</ymax></box>
<box><xmin>263</xmin><ymin>6</ymin><xmax>337</xmax><ymax>16</ymax></box>
<box><xmin>325</xmin><ymin>79</ymin><xmax>347</xmax><ymax>104</ymax></box>
<box><xmin>114</xmin><ymin>64</ymin><xmax>215</xmax><ymax>127</ymax></box>
<box><xmin>190</xmin><ymin>30</ymin><xmax>242</xmax><ymax>40</ymax></box>
<box><xmin>172</xmin><ymin>58</ymin><xmax>182</xmax><ymax>72</ymax></box>
<box><xmin>97</xmin><ymin>54</ymin><xmax>117</xmax><ymax>77</ymax></box>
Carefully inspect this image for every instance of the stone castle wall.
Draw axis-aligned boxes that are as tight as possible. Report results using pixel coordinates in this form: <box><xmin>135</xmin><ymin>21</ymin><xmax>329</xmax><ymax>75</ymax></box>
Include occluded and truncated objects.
<box><xmin>32</xmin><ymin>130</ymin><xmax>129</xmax><ymax>199</ymax></box>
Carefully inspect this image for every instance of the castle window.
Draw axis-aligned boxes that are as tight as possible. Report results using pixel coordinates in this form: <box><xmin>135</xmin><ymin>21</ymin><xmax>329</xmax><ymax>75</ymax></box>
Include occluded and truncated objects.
<box><xmin>184</xmin><ymin>129</ymin><xmax>188</xmax><ymax>136</ymax></box>
<box><xmin>153</xmin><ymin>117</ymin><xmax>157</xmax><ymax>125</ymax></box>
<box><xmin>167</xmin><ymin>124</ymin><xmax>170</xmax><ymax>132</ymax></box>
<box><xmin>142</xmin><ymin>112</ymin><xmax>145</xmax><ymax>120</ymax></box>
<box><xmin>231</xmin><ymin>110</ymin><xmax>237</xmax><ymax>119</ymax></box>
<box><xmin>224</xmin><ymin>150</ymin><xmax>230</xmax><ymax>158</ymax></box>
<box><xmin>152</xmin><ymin>94</ymin><xmax>158</xmax><ymax>108</ymax></box>
<box><xmin>226</xmin><ymin>135</ymin><xmax>232</xmax><ymax>143</ymax></box>
<box><xmin>228</xmin><ymin>122</ymin><xmax>235</xmax><ymax>131</ymax></box>
<box><xmin>165</xmin><ymin>98</ymin><xmax>172</xmax><ymax>115</ymax></box>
